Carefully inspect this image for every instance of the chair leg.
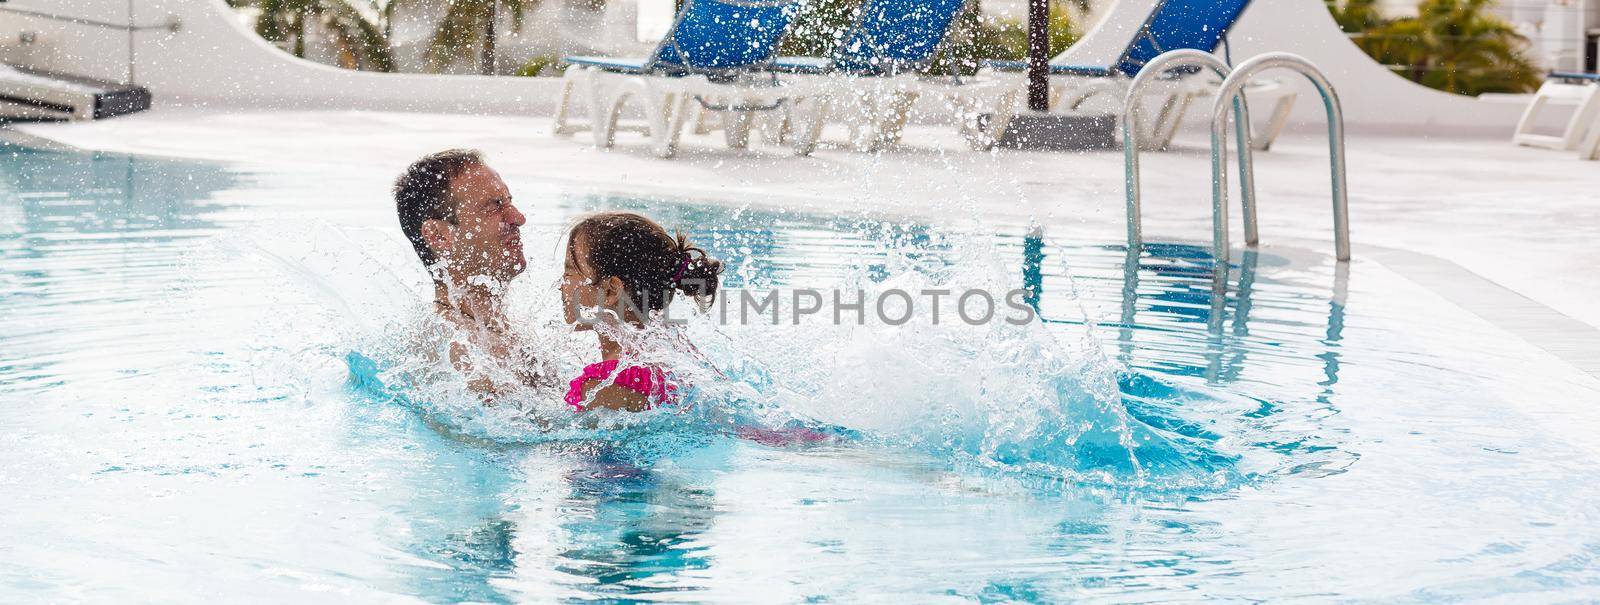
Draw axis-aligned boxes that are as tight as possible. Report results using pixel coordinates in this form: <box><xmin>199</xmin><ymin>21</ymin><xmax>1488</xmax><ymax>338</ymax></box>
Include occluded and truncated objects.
<box><xmin>847</xmin><ymin>91</ymin><xmax>880</xmax><ymax>152</ymax></box>
<box><xmin>652</xmin><ymin>92</ymin><xmax>691</xmax><ymax>158</ymax></box>
<box><xmin>791</xmin><ymin>95</ymin><xmax>830</xmax><ymax>156</ymax></box>
<box><xmin>966</xmin><ymin>86</ymin><xmax>1020</xmax><ymax>151</ymax></box>
<box><xmin>858</xmin><ymin>94</ymin><xmax>890</xmax><ymax>152</ymax></box>
<box><xmin>1581</xmin><ymin>111</ymin><xmax>1600</xmax><ymax>160</ymax></box>
<box><xmin>1562</xmin><ymin>84</ymin><xmax>1600</xmax><ymax>151</ymax></box>
<box><xmin>552</xmin><ymin>69</ymin><xmax>581</xmax><ymax>136</ymax></box>
<box><xmin>1513</xmin><ymin>80</ymin><xmax>1556</xmax><ymax>147</ymax></box>
<box><xmin>1252</xmin><ymin>91</ymin><xmax>1296</xmax><ymax>152</ymax></box>
<box><xmin>655</xmin><ymin>90</ymin><xmax>679</xmax><ymax>136</ymax></box>
<box><xmin>957</xmin><ymin>113</ymin><xmax>991</xmax><ymax>152</ymax></box>
<box><xmin>639</xmin><ymin>88</ymin><xmax>672</xmax><ymax>155</ymax></box>
<box><xmin>723</xmin><ymin>110</ymin><xmax>755</xmax><ymax>149</ymax></box>
<box><xmin>691</xmin><ymin>98</ymin><xmax>718</xmax><ymax>135</ymax></box>
<box><xmin>599</xmin><ymin>79</ymin><xmax>655</xmax><ymax>150</ymax></box>
<box><xmin>1147</xmin><ymin>91</ymin><xmax>1189</xmax><ymax>151</ymax></box>
<box><xmin>994</xmin><ymin>88</ymin><xmax>1023</xmax><ymax>138</ymax></box>
<box><xmin>875</xmin><ymin>90</ymin><xmax>918</xmax><ymax>148</ymax></box>
<box><xmin>947</xmin><ymin>93</ymin><xmax>980</xmax><ymax>145</ymax></box>
<box><xmin>756</xmin><ymin>104</ymin><xmax>790</xmax><ymax>146</ymax></box>
<box><xmin>586</xmin><ymin>73</ymin><xmax>616</xmax><ymax>149</ymax></box>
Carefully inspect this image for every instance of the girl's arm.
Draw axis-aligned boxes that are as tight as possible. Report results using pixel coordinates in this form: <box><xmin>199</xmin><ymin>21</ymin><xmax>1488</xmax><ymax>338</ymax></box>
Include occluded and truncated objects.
<box><xmin>574</xmin><ymin>380</ymin><xmax>652</xmax><ymax>412</ymax></box>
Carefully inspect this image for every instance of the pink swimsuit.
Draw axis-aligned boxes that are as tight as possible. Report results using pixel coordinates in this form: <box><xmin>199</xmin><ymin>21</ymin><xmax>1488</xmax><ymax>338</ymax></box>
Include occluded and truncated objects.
<box><xmin>564</xmin><ymin>361</ymin><xmax>831</xmax><ymax>445</ymax></box>
<box><xmin>564</xmin><ymin>359</ymin><xmax>678</xmax><ymax>411</ymax></box>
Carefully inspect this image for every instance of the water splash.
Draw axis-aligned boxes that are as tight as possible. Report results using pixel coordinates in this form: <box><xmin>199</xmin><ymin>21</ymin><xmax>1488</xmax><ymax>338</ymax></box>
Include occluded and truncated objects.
<box><xmin>237</xmin><ymin>216</ymin><xmax>1238</xmax><ymax>490</ymax></box>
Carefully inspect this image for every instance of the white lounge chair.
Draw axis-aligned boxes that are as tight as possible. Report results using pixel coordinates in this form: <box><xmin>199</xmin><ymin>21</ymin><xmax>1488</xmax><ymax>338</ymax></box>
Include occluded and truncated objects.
<box><xmin>552</xmin><ymin>0</ymin><xmax>805</xmax><ymax>158</ymax></box>
<box><xmin>1512</xmin><ymin>72</ymin><xmax>1600</xmax><ymax>155</ymax></box>
<box><xmin>754</xmin><ymin>0</ymin><xmax>1021</xmax><ymax>153</ymax></box>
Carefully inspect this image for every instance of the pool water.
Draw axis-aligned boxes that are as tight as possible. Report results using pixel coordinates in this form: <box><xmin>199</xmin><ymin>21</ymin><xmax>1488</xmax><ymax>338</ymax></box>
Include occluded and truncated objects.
<box><xmin>3</xmin><ymin>148</ymin><xmax>1600</xmax><ymax>602</ymax></box>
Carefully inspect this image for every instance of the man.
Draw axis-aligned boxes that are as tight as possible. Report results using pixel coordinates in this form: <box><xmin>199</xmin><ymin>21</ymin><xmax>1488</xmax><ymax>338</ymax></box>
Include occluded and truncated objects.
<box><xmin>394</xmin><ymin>149</ymin><xmax>547</xmax><ymax>394</ymax></box>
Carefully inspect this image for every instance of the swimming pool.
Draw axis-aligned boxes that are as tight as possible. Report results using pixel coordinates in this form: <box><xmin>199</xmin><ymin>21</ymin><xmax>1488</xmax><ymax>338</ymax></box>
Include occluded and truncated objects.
<box><xmin>3</xmin><ymin>147</ymin><xmax>1600</xmax><ymax>602</ymax></box>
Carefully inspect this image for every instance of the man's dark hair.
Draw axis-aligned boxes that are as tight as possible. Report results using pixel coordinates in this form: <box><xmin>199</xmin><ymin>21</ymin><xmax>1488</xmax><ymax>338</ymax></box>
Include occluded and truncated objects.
<box><xmin>394</xmin><ymin>149</ymin><xmax>484</xmax><ymax>267</ymax></box>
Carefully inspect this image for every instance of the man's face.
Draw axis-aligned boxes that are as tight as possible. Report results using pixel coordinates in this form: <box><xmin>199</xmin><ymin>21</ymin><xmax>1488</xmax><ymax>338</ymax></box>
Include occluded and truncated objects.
<box><xmin>432</xmin><ymin>163</ymin><xmax>526</xmax><ymax>283</ymax></box>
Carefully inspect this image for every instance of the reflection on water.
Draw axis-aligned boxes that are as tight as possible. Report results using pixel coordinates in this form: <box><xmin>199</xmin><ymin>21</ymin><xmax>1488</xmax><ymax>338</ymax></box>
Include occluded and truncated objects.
<box><xmin>0</xmin><ymin>148</ymin><xmax>246</xmax><ymax>391</ymax></box>
<box><xmin>554</xmin><ymin>459</ymin><xmax>718</xmax><ymax>595</ymax></box>
<box><xmin>1016</xmin><ymin>228</ymin><xmax>1357</xmax><ymax>480</ymax></box>
<box><xmin>0</xmin><ymin>147</ymin><xmax>239</xmax><ymax>237</ymax></box>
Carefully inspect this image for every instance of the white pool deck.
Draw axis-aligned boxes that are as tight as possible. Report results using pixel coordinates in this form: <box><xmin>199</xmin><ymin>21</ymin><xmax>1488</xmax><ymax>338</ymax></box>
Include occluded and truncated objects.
<box><xmin>6</xmin><ymin>108</ymin><xmax>1599</xmax><ymax>379</ymax></box>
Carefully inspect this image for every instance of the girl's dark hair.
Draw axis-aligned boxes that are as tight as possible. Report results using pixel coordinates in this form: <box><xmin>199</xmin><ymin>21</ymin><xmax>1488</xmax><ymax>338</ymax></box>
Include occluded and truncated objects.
<box><xmin>566</xmin><ymin>211</ymin><xmax>724</xmax><ymax>313</ymax></box>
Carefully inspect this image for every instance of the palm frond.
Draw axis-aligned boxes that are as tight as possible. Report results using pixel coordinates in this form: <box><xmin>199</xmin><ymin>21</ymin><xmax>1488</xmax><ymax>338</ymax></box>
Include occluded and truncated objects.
<box><xmin>1336</xmin><ymin>0</ymin><xmax>1539</xmax><ymax>95</ymax></box>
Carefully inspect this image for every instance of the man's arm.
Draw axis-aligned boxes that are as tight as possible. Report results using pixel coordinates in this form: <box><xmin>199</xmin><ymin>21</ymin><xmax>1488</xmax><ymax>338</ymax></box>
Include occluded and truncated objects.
<box><xmin>449</xmin><ymin>340</ymin><xmax>506</xmax><ymax>401</ymax></box>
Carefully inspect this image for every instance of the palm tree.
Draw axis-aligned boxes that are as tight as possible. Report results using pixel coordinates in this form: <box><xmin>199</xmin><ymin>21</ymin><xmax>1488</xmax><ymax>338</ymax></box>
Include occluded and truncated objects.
<box><xmin>229</xmin><ymin>0</ymin><xmax>395</xmax><ymax>71</ymax></box>
<box><xmin>779</xmin><ymin>0</ymin><xmax>1082</xmax><ymax>72</ymax></box>
<box><xmin>932</xmin><ymin>1</ymin><xmax>1079</xmax><ymax>75</ymax></box>
<box><xmin>777</xmin><ymin>0</ymin><xmax>859</xmax><ymax>57</ymax></box>
<box><xmin>392</xmin><ymin>0</ymin><xmax>544</xmax><ymax>75</ymax></box>
<box><xmin>1327</xmin><ymin>0</ymin><xmax>1540</xmax><ymax>95</ymax></box>
<box><xmin>1326</xmin><ymin>0</ymin><xmax>1384</xmax><ymax>33</ymax></box>
<box><xmin>1410</xmin><ymin>0</ymin><xmax>1542</xmax><ymax>95</ymax></box>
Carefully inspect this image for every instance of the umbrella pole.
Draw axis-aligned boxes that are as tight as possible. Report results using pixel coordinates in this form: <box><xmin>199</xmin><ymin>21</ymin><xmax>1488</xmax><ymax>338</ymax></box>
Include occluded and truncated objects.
<box><xmin>1027</xmin><ymin>0</ymin><xmax>1049</xmax><ymax>111</ymax></box>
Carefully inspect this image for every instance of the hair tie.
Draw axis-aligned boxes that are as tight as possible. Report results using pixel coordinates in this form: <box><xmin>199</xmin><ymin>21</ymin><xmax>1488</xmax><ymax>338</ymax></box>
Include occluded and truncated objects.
<box><xmin>671</xmin><ymin>253</ymin><xmax>692</xmax><ymax>283</ymax></box>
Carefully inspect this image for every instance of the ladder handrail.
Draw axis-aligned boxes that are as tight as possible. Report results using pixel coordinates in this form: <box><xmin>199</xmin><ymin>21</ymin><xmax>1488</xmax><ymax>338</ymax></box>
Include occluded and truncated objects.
<box><xmin>1210</xmin><ymin>52</ymin><xmax>1351</xmax><ymax>262</ymax></box>
<box><xmin>1122</xmin><ymin>48</ymin><xmax>1256</xmax><ymax>255</ymax></box>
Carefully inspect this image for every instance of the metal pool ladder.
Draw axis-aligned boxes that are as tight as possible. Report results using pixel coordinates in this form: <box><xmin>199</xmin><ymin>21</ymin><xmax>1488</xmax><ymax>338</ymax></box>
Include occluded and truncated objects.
<box><xmin>1124</xmin><ymin>50</ymin><xmax>1352</xmax><ymax>267</ymax></box>
<box><xmin>1122</xmin><ymin>49</ymin><xmax>1256</xmax><ymax>254</ymax></box>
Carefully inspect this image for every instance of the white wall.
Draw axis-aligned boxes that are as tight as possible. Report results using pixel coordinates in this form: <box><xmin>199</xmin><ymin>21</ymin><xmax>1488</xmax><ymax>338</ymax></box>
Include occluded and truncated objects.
<box><xmin>0</xmin><ymin>0</ymin><xmax>1546</xmax><ymax>134</ymax></box>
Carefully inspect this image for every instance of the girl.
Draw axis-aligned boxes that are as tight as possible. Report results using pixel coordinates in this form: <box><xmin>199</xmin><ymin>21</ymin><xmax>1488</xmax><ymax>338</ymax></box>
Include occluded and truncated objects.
<box><xmin>559</xmin><ymin>211</ymin><xmax>722</xmax><ymax>412</ymax></box>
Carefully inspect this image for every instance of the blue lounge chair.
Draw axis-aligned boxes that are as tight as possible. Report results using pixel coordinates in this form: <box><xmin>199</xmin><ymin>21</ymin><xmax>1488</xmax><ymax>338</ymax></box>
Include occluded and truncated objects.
<box><xmin>552</xmin><ymin>0</ymin><xmax>803</xmax><ymax>157</ymax></box>
<box><xmin>1513</xmin><ymin>71</ymin><xmax>1599</xmax><ymax>158</ymax></box>
<box><xmin>980</xmin><ymin>0</ymin><xmax>1294</xmax><ymax>150</ymax></box>
<box><xmin>737</xmin><ymin>0</ymin><xmax>1022</xmax><ymax>152</ymax></box>
<box><xmin>769</xmin><ymin>0</ymin><xmax>973</xmax><ymax>76</ymax></box>
<box><xmin>985</xmin><ymin>0</ymin><xmax>1252</xmax><ymax>79</ymax></box>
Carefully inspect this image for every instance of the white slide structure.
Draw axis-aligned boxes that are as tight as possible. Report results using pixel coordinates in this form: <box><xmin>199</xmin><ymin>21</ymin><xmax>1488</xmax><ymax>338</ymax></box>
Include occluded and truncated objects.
<box><xmin>1224</xmin><ymin>0</ymin><xmax>1528</xmax><ymax>135</ymax></box>
<box><xmin>0</xmin><ymin>0</ymin><xmax>566</xmax><ymax>115</ymax></box>
<box><xmin>0</xmin><ymin>63</ymin><xmax>149</xmax><ymax>120</ymax></box>
<box><xmin>0</xmin><ymin>0</ymin><xmax>1539</xmax><ymax>134</ymax></box>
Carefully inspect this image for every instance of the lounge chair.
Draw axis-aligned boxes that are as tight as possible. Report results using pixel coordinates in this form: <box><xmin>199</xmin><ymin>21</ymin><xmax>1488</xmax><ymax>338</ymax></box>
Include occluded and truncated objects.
<box><xmin>675</xmin><ymin>0</ymin><xmax>1011</xmax><ymax>153</ymax></box>
<box><xmin>753</xmin><ymin>0</ymin><xmax>1021</xmax><ymax>153</ymax></box>
<box><xmin>981</xmin><ymin>0</ymin><xmax>1295</xmax><ymax>151</ymax></box>
<box><xmin>552</xmin><ymin>0</ymin><xmax>804</xmax><ymax>158</ymax></box>
<box><xmin>1512</xmin><ymin>71</ymin><xmax>1599</xmax><ymax>155</ymax></box>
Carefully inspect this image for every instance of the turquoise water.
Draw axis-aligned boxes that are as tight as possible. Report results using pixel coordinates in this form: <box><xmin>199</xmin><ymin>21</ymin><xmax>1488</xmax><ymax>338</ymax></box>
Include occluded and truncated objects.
<box><xmin>4</xmin><ymin>148</ymin><xmax>1600</xmax><ymax>602</ymax></box>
